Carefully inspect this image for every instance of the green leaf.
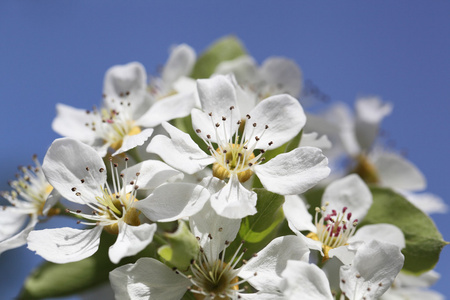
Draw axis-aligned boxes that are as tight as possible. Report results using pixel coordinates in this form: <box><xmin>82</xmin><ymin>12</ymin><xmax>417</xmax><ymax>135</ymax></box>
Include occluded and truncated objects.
<box><xmin>157</xmin><ymin>221</ymin><xmax>200</xmax><ymax>270</ymax></box>
<box><xmin>18</xmin><ymin>231</ymin><xmax>156</xmax><ymax>299</ymax></box>
<box><xmin>191</xmin><ymin>35</ymin><xmax>247</xmax><ymax>79</ymax></box>
<box><xmin>226</xmin><ymin>188</ymin><xmax>285</xmax><ymax>261</ymax></box>
<box><xmin>359</xmin><ymin>187</ymin><xmax>448</xmax><ymax>274</ymax></box>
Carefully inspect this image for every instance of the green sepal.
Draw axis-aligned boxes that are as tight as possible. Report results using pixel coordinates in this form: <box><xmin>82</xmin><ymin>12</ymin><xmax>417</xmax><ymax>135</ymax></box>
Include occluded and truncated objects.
<box><xmin>225</xmin><ymin>188</ymin><xmax>285</xmax><ymax>261</ymax></box>
<box><xmin>191</xmin><ymin>35</ymin><xmax>247</xmax><ymax>79</ymax></box>
<box><xmin>359</xmin><ymin>187</ymin><xmax>448</xmax><ymax>274</ymax></box>
<box><xmin>18</xmin><ymin>230</ymin><xmax>156</xmax><ymax>300</ymax></box>
<box><xmin>157</xmin><ymin>221</ymin><xmax>200</xmax><ymax>271</ymax></box>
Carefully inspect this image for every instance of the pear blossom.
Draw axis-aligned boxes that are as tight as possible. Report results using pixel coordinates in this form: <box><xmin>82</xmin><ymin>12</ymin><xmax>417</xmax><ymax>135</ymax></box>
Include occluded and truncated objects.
<box><xmin>147</xmin><ymin>75</ymin><xmax>330</xmax><ymax>218</ymax></box>
<box><xmin>27</xmin><ymin>138</ymin><xmax>210</xmax><ymax>264</ymax></box>
<box><xmin>110</xmin><ymin>202</ymin><xmax>310</xmax><ymax>299</ymax></box>
<box><xmin>284</xmin><ymin>174</ymin><xmax>405</xmax><ymax>264</ymax></box>
<box><xmin>0</xmin><ymin>155</ymin><xmax>59</xmax><ymax>255</ymax></box>
<box><xmin>52</xmin><ymin>44</ymin><xmax>198</xmax><ymax>157</ymax></box>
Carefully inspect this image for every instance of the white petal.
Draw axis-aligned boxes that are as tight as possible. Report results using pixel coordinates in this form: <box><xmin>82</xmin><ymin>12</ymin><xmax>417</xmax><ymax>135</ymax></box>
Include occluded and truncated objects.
<box><xmin>197</xmin><ymin>75</ymin><xmax>238</xmax><ymax>120</ymax></box>
<box><xmin>244</xmin><ymin>94</ymin><xmax>305</xmax><ymax>150</ymax></box>
<box><xmin>321</xmin><ymin>174</ymin><xmax>372</xmax><ymax>221</ymax></box>
<box><xmin>399</xmin><ymin>191</ymin><xmax>448</xmax><ymax>215</ymax></box>
<box><xmin>238</xmin><ymin>292</ymin><xmax>285</xmax><ymax>300</ymax></box>
<box><xmin>355</xmin><ymin>97</ymin><xmax>392</xmax><ymax>152</ymax></box>
<box><xmin>240</xmin><ymin>235</ymin><xmax>310</xmax><ymax>293</ymax></box>
<box><xmin>372</xmin><ymin>151</ymin><xmax>426</xmax><ymax>191</ymax></box>
<box><xmin>103</xmin><ymin>62</ymin><xmax>147</xmax><ymax>98</ymax></box>
<box><xmin>146</xmin><ymin>122</ymin><xmax>214</xmax><ymax>174</ymax></box>
<box><xmin>121</xmin><ymin>160</ymin><xmax>181</xmax><ymax>191</ymax></box>
<box><xmin>299</xmin><ymin>132</ymin><xmax>332</xmax><ymax>150</ymax></box>
<box><xmin>111</xmin><ymin>128</ymin><xmax>154</xmax><ymax>156</ymax></box>
<box><xmin>136</xmin><ymin>92</ymin><xmax>196</xmax><ymax>127</ymax></box>
<box><xmin>283</xmin><ymin>195</ymin><xmax>316</xmax><ymax>233</ymax></box>
<box><xmin>260</xmin><ymin>57</ymin><xmax>303</xmax><ymax>97</ymax></box>
<box><xmin>42</xmin><ymin>138</ymin><xmax>106</xmax><ymax>205</ymax></box>
<box><xmin>135</xmin><ymin>183</ymin><xmax>210</xmax><ymax>222</ymax></box>
<box><xmin>280</xmin><ymin>260</ymin><xmax>334</xmax><ymax>300</ymax></box>
<box><xmin>327</xmin><ymin>246</ymin><xmax>356</xmax><ymax>265</ymax></box>
<box><xmin>109</xmin><ymin>222</ymin><xmax>157</xmax><ymax>264</ymax></box>
<box><xmin>0</xmin><ymin>215</ymin><xmax>38</xmax><ymax>255</ymax></box>
<box><xmin>162</xmin><ymin>44</ymin><xmax>196</xmax><ymax>86</ymax></box>
<box><xmin>0</xmin><ymin>207</ymin><xmax>28</xmax><ymax>241</ymax></box>
<box><xmin>52</xmin><ymin>103</ymin><xmax>97</xmax><ymax>143</ymax></box>
<box><xmin>210</xmin><ymin>175</ymin><xmax>257</xmax><ymax>219</ymax></box>
<box><xmin>110</xmin><ymin>257</ymin><xmax>190</xmax><ymax>300</ymax></box>
<box><xmin>349</xmin><ymin>223</ymin><xmax>405</xmax><ymax>250</ymax></box>
<box><xmin>42</xmin><ymin>190</ymin><xmax>61</xmax><ymax>216</ymax></box>
<box><xmin>214</xmin><ymin>55</ymin><xmax>259</xmax><ymax>84</ymax></box>
<box><xmin>254</xmin><ymin>147</ymin><xmax>330</xmax><ymax>195</ymax></box>
<box><xmin>27</xmin><ymin>226</ymin><xmax>102</xmax><ymax>263</ymax></box>
<box><xmin>189</xmin><ymin>201</ymin><xmax>241</xmax><ymax>262</ymax></box>
<box><xmin>340</xmin><ymin>240</ymin><xmax>404</xmax><ymax>299</ymax></box>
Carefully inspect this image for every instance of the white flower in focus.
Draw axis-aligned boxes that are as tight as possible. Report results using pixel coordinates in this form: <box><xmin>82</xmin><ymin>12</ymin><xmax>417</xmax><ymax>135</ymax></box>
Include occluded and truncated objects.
<box><xmin>147</xmin><ymin>75</ymin><xmax>330</xmax><ymax>218</ymax></box>
<box><xmin>0</xmin><ymin>155</ymin><xmax>59</xmax><ymax>255</ymax></box>
<box><xmin>110</xmin><ymin>202</ymin><xmax>310</xmax><ymax>299</ymax></box>
<box><xmin>284</xmin><ymin>174</ymin><xmax>405</xmax><ymax>264</ymax></box>
<box><xmin>27</xmin><ymin>138</ymin><xmax>210</xmax><ymax>264</ymax></box>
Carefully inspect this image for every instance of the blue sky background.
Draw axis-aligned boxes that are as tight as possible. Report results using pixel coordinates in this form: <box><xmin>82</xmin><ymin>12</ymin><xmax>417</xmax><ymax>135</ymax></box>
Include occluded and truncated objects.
<box><xmin>1</xmin><ymin>1</ymin><xmax>449</xmax><ymax>298</ymax></box>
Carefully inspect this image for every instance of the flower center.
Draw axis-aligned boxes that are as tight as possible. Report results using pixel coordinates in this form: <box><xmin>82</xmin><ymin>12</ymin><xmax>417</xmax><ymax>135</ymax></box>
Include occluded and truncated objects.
<box><xmin>1</xmin><ymin>155</ymin><xmax>54</xmax><ymax>216</ymax></box>
<box><xmin>212</xmin><ymin>144</ymin><xmax>255</xmax><ymax>183</ymax></box>
<box><xmin>308</xmin><ymin>204</ymin><xmax>358</xmax><ymax>260</ymax></box>
<box><xmin>68</xmin><ymin>157</ymin><xmax>141</xmax><ymax>234</ymax></box>
<box><xmin>352</xmin><ymin>154</ymin><xmax>379</xmax><ymax>184</ymax></box>
<box><xmin>196</xmin><ymin>107</ymin><xmax>272</xmax><ymax>184</ymax></box>
<box><xmin>85</xmin><ymin>96</ymin><xmax>142</xmax><ymax>151</ymax></box>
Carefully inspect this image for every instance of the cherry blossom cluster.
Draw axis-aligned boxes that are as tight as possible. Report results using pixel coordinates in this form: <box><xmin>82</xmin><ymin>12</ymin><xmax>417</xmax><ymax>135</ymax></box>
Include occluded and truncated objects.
<box><xmin>1</xmin><ymin>40</ymin><xmax>446</xmax><ymax>300</ymax></box>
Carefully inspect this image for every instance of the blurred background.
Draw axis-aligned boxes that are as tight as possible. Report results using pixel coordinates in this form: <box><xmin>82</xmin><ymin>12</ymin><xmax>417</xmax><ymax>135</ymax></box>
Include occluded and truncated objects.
<box><xmin>1</xmin><ymin>1</ymin><xmax>449</xmax><ymax>299</ymax></box>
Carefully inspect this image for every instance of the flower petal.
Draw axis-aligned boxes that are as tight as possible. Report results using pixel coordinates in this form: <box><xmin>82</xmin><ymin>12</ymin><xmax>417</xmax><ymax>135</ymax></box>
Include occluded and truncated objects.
<box><xmin>280</xmin><ymin>260</ymin><xmax>334</xmax><ymax>300</ymax></box>
<box><xmin>136</xmin><ymin>92</ymin><xmax>196</xmax><ymax>127</ymax></box>
<box><xmin>321</xmin><ymin>174</ymin><xmax>372</xmax><ymax>221</ymax></box>
<box><xmin>283</xmin><ymin>195</ymin><xmax>316</xmax><ymax>233</ymax></box>
<box><xmin>210</xmin><ymin>175</ymin><xmax>257</xmax><ymax>219</ymax></box>
<box><xmin>135</xmin><ymin>182</ymin><xmax>210</xmax><ymax>222</ymax></box>
<box><xmin>244</xmin><ymin>94</ymin><xmax>305</xmax><ymax>150</ymax></box>
<box><xmin>0</xmin><ymin>215</ymin><xmax>38</xmax><ymax>255</ymax></box>
<box><xmin>108</xmin><ymin>222</ymin><xmax>157</xmax><ymax>264</ymax></box>
<box><xmin>147</xmin><ymin>122</ymin><xmax>214</xmax><ymax>174</ymax></box>
<box><xmin>162</xmin><ymin>44</ymin><xmax>196</xmax><ymax>86</ymax></box>
<box><xmin>189</xmin><ymin>201</ymin><xmax>241</xmax><ymax>262</ymax></box>
<box><xmin>0</xmin><ymin>207</ymin><xmax>28</xmax><ymax>241</ymax></box>
<box><xmin>254</xmin><ymin>147</ymin><xmax>330</xmax><ymax>195</ymax></box>
<box><xmin>27</xmin><ymin>226</ymin><xmax>102</xmax><ymax>263</ymax></box>
<box><xmin>214</xmin><ymin>55</ymin><xmax>259</xmax><ymax>84</ymax></box>
<box><xmin>103</xmin><ymin>62</ymin><xmax>147</xmax><ymax>99</ymax></box>
<box><xmin>43</xmin><ymin>138</ymin><xmax>106</xmax><ymax>205</ymax></box>
<box><xmin>372</xmin><ymin>151</ymin><xmax>426</xmax><ymax>191</ymax></box>
<box><xmin>111</xmin><ymin>128</ymin><xmax>154</xmax><ymax>156</ymax></box>
<box><xmin>260</xmin><ymin>57</ymin><xmax>303</xmax><ymax>97</ymax></box>
<box><xmin>349</xmin><ymin>223</ymin><xmax>405</xmax><ymax>250</ymax></box>
<box><xmin>355</xmin><ymin>97</ymin><xmax>392</xmax><ymax>152</ymax></box>
<box><xmin>240</xmin><ymin>235</ymin><xmax>310</xmax><ymax>293</ymax></box>
<box><xmin>340</xmin><ymin>240</ymin><xmax>404</xmax><ymax>299</ymax></box>
<box><xmin>52</xmin><ymin>103</ymin><xmax>97</xmax><ymax>144</ymax></box>
<box><xmin>122</xmin><ymin>160</ymin><xmax>181</xmax><ymax>191</ymax></box>
<box><xmin>110</xmin><ymin>257</ymin><xmax>190</xmax><ymax>300</ymax></box>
